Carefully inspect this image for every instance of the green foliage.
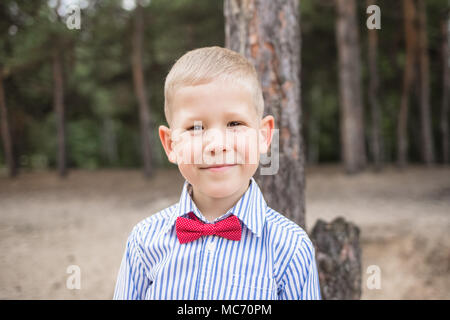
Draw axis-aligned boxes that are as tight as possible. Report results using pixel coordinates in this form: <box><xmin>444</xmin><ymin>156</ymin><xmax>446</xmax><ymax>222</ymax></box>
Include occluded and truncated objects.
<box><xmin>27</xmin><ymin>114</ymin><xmax>57</xmax><ymax>169</ymax></box>
<box><xmin>67</xmin><ymin>118</ymin><xmax>101</xmax><ymax>169</ymax></box>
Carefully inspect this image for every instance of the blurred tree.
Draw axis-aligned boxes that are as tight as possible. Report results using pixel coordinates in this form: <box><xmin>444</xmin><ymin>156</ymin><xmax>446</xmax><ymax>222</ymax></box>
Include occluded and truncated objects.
<box><xmin>417</xmin><ymin>0</ymin><xmax>435</xmax><ymax>165</ymax></box>
<box><xmin>335</xmin><ymin>0</ymin><xmax>367</xmax><ymax>174</ymax></box>
<box><xmin>52</xmin><ymin>33</ymin><xmax>67</xmax><ymax>177</ymax></box>
<box><xmin>49</xmin><ymin>1</ymin><xmax>80</xmax><ymax>177</ymax></box>
<box><xmin>398</xmin><ymin>0</ymin><xmax>436</xmax><ymax>167</ymax></box>
<box><xmin>367</xmin><ymin>0</ymin><xmax>383</xmax><ymax>170</ymax></box>
<box><xmin>398</xmin><ymin>0</ymin><xmax>417</xmax><ymax>167</ymax></box>
<box><xmin>441</xmin><ymin>12</ymin><xmax>449</xmax><ymax>164</ymax></box>
<box><xmin>131</xmin><ymin>1</ymin><xmax>154</xmax><ymax>177</ymax></box>
<box><xmin>224</xmin><ymin>0</ymin><xmax>306</xmax><ymax>228</ymax></box>
<box><xmin>0</xmin><ymin>65</ymin><xmax>16</xmax><ymax>177</ymax></box>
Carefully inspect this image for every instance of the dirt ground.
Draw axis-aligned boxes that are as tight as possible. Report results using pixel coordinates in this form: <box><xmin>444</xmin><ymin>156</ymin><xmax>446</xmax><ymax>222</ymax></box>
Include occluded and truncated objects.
<box><xmin>0</xmin><ymin>165</ymin><xmax>449</xmax><ymax>299</ymax></box>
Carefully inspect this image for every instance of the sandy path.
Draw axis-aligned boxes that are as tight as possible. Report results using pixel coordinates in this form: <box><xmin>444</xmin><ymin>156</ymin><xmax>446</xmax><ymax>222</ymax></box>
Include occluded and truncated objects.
<box><xmin>305</xmin><ymin>165</ymin><xmax>450</xmax><ymax>299</ymax></box>
<box><xmin>0</xmin><ymin>165</ymin><xmax>448</xmax><ymax>299</ymax></box>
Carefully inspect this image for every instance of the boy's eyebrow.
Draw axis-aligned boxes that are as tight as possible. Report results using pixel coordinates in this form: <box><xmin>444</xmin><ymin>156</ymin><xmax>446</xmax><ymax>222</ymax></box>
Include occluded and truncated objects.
<box><xmin>180</xmin><ymin>108</ymin><xmax>252</xmax><ymax>122</ymax></box>
<box><xmin>223</xmin><ymin>109</ymin><xmax>253</xmax><ymax>118</ymax></box>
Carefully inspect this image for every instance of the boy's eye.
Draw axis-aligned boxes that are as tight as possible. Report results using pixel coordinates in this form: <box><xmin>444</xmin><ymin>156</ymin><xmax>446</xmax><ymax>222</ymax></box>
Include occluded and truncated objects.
<box><xmin>187</xmin><ymin>122</ymin><xmax>243</xmax><ymax>130</ymax></box>
<box><xmin>228</xmin><ymin>121</ymin><xmax>242</xmax><ymax>127</ymax></box>
<box><xmin>187</xmin><ymin>124</ymin><xmax>203</xmax><ymax>131</ymax></box>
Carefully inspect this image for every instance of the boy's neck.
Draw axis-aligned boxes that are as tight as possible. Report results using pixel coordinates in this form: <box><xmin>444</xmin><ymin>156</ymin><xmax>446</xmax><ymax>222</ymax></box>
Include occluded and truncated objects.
<box><xmin>191</xmin><ymin>181</ymin><xmax>250</xmax><ymax>223</ymax></box>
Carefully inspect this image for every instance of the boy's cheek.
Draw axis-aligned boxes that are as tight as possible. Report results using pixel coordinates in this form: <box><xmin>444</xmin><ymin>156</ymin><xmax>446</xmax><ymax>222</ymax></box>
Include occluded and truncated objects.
<box><xmin>235</xmin><ymin>133</ymin><xmax>259</xmax><ymax>165</ymax></box>
<box><xmin>172</xmin><ymin>136</ymin><xmax>202</xmax><ymax>165</ymax></box>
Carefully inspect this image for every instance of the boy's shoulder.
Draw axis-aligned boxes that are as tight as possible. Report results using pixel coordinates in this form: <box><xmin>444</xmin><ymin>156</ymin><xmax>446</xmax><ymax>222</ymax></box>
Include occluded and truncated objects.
<box><xmin>128</xmin><ymin>203</ymin><xmax>178</xmax><ymax>241</ymax></box>
<box><xmin>264</xmin><ymin>206</ymin><xmax>314</xmax><ymax>249</ymax></box>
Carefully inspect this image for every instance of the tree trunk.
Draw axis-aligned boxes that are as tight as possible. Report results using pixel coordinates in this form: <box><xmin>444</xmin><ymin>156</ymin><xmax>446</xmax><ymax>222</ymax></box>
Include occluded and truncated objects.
<box><xmin>417</xmin><ymin>0</ymin><xmax>435</xmax><ymax>165</ymax></box>
<box><xmin>335</xmin><ymin>0</ymin><xmax>367</xmax><ymax>174</ymax></box>
<box><xmin>0</xmin><ymin>67</ymin><xmax>17</xmax><ymax>177</ymax></box>
<box><xmin>397</xmin><ymin>0</ymin><xmax>417</xmax><ymax>167</ymax></box>
<box><xmin>132</xmin><ymin>3</ymin><xmax>153</xmax><ymax>178</ymax></box>
<box><xmin>310</xmin><ymin>217</ymin><xmax>362</xmax><ymax>300</ymax></box>
<box><xmin>441</xmin><ymin>14</ymin><xmax>450</xmax><ymax>164</ymax></box>
<box><xmin>52</xmin><ymin>45</ymin><xmax>67</xmax><ymax>177</ymax></box>
<box><xmin>367</xmin><ymin>0</ymin><xmax>382</xmax><ymax>171</ymax></box>
<box><xmin>224</xmin><ymin>0</ymin><xmax>306</xmax><ymax>228</ymax></box>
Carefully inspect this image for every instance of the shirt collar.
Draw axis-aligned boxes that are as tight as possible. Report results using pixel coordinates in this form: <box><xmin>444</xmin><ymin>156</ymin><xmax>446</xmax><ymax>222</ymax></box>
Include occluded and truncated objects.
<box><xmin>163</xmin><ymin>177</ymin><xmax>267</xmax><ymax>237</ymax></box>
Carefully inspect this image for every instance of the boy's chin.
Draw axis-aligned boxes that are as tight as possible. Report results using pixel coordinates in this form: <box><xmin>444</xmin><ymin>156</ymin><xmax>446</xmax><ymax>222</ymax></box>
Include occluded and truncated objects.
<box><xmin>191</xmin><ymin>178</ymin><xmax>247</xmax><ymax>199</ymax></box>
<box><xmin>199</xmin><ymin>185</ymin><xmax>242</xmax><ymax>199</ymax></box>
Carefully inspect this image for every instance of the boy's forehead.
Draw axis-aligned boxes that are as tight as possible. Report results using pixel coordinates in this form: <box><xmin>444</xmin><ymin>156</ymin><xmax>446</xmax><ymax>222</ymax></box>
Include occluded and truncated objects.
<box><xmin>173</xmin><ymin>80</ymin><xmax>251</xmax><ymax>103</ymax></box>
<box><xmin>175</xmin><ymin>105</ymin><xmax>254</xmax><ymax>121</ymax></box>
<box><xmin>170</xmin><ymin>82</ymin><xmax>258</xmax><ymax>122</ymax></box>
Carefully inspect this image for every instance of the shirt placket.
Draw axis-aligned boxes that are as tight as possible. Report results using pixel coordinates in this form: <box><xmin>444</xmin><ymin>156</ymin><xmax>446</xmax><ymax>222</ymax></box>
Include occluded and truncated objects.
<box><xmin>194</xmin><ymin>235</ymin><xmax>218</xmax><ymax>299</ymax></box>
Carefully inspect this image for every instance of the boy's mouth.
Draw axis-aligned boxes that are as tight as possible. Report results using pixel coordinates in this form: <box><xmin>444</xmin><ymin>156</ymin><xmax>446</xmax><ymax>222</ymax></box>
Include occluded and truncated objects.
<box><xmin>200</xmin><ymin>164</ymin><xmax>236</xmax><ymax>172</ymax></box>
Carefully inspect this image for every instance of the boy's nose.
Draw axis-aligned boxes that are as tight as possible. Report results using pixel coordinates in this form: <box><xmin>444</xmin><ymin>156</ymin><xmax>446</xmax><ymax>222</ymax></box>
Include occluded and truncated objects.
<box><xmin>203</xmin><ymin>129</ymin><xmax>231</xmax><ymax>155</ymax></box>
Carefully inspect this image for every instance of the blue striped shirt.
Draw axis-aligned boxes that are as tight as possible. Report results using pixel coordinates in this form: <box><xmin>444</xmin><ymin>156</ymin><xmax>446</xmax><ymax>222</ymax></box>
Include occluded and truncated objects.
<box><xmin>114</xmin><ymin>177</ymin><xmax>321</xmax><ymax>300</ymax></box>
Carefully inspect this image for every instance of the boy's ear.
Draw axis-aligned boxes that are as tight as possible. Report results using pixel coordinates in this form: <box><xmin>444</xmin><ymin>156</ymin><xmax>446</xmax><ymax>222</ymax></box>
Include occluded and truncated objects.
<box><xmin>159</xmin><ymin>125</ymin><xmax>177</xmax><ymax>164</ymax></box>
<box><xmin>259</xmin><ymin>115</ymin><xmax>275</xmax><ymax>154</ymax></box>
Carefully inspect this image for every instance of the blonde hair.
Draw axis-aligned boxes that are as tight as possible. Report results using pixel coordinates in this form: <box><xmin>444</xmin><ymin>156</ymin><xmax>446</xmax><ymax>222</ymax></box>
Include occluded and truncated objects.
<box><xmin>164</xmin><ymin>46</ymin><xmax>264</xmax><ymax>126</ymax></box>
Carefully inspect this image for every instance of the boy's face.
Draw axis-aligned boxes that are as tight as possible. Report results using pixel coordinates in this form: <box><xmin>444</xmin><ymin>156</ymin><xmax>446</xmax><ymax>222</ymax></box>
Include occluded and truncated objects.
<box><xmin>159</xmin><ymin>79</ymin><xmax>274</xmax><ymax>199</ymax></box>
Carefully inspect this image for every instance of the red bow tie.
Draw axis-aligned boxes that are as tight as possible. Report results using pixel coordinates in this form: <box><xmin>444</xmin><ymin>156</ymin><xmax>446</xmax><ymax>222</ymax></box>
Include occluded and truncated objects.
<box><xmin>176</xmin><ymin>212</ymin><xmax>242</xmax><ymax>244</ymax></box>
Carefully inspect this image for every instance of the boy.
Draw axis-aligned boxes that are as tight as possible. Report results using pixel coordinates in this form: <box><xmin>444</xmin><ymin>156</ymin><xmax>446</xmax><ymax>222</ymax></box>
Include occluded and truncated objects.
<box><xmin>114</xmin><ymin>46</ymin><xmax>321</xmax><ymax>300</ymax></box>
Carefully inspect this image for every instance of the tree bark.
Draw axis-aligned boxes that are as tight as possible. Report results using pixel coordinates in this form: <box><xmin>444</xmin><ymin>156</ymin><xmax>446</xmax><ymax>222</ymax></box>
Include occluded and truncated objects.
<box><xmin>310</xmin><ymin>217</ymin><xmax>362</xmax><ymax>300</ymax></box>
<box><xmin>417</xmin><ymin>0</ymin><xmax>435</xmax><ymax>165</ymax></box>
<box><xmin>52</xmin><ymin>45</ymin><xmax>67</xmax><ymax>177</ymax></box>
<box><xmin>441</xmin><ymin>14</ymin><xmax>450</xmax><ymax>164</ymax></box>
<box><xmin>398</xmin><ymin>0</ymin><xmax>417</xmax><ymax>167</ymax></box>
<box><xmin>367</xmin><ymin>0</ymin><xmax>383</xmax><ymax>171</ymax></box>
<box><xmin>335</xmin><ymin>0</ymin><xmax>367</xmax><ymax>174</ymax></box>
<box><xmin>224</xmin><ymin>0</ymin><xmax>306</xmax><ymax>228</ymax></box>
<box><xmin>0</xmin><ymin>67</ymin><xmax>17</xmax><ymax>177</ymax></box>
<box><xmin>132</xmin><ymin>3</ymin><xmax>153</xmax><ymax>178</ymax></box>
